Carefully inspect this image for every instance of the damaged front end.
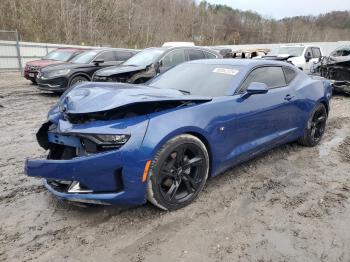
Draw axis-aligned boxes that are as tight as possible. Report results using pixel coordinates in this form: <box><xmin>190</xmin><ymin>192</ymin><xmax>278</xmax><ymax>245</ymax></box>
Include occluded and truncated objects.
<box><xmin>320</xmin><ymin>53</ymin><xmax>350</xmax><ymax>95</ymax></box>
<box><xmin>25</xmin><ymin>82</ymin><xmax>211</xmax><ymax>205</ymax></box>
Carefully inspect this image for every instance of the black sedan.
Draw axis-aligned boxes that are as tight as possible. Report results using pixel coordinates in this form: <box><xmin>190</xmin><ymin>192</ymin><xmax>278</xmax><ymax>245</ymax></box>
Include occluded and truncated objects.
<box><xmin>92</xmin><ymin>46</ymin><xmax>221</xmax><ymax>84</ymax></box>
<box><xmin>36</xmin><ymin>48</ymin><xmax>138</xmax><ymax>93</ymax></box>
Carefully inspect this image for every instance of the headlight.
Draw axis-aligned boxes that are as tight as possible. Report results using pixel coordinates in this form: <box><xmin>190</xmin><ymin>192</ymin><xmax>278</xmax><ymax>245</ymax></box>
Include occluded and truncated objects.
<box><xmin>80</xmin><ymin>134</ymin><xmax>130</xmax><ymax>153</ymax></box>
<box><xmin>43</xmin><ymin>69</ymin><xmax>71</xmax><ymax>79</ymax></box>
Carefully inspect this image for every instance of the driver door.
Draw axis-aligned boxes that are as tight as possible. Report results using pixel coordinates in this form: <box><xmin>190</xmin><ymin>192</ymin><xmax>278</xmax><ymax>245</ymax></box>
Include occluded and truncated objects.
<box><xmin>226</xmin><ymin>66</ymin><xmax>299</xmax><ymax>163</ymax></box>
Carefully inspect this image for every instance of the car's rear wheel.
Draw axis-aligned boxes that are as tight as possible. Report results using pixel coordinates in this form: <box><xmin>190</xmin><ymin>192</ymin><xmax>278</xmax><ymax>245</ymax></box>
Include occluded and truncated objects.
<box><xmin>298</xmin><ymin>103</ymin><xmax>327</xmax><ymax>147</ymax></box>
<box><xmin>69</xmin><ymin>75</ymin><xmax>89</xmax><ymax>88</ymax></box>
<box><xmin>147</xmin><ymin>134</ymin><xmax>209</xmax><ymax>210</ymax></box>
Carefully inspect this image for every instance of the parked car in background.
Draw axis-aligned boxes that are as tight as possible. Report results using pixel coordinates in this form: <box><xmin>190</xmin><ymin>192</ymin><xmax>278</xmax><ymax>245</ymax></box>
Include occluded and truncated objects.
<box><xmin>232</xmin><ymin>49</ymin><xmax>269</xmax><ymax>59</ymax></box>
<box><xmin>265</xmin><ymin>45</ymin><xmax>323</xmax><ymax>73</ymax></box>
<box><xmin>211</xmin><ymin>47</ymin><xmax>233</xmax><ymax>58</ymax></box>
<box><xmin>92</xmin><ymin>46</ymin><xmax>221</xmax><ymax>83</ymax></box>
<box><xmin>25</xmin><ymin>59</ymin><xmax>332</xmax><ymax>210</ymax></box>
<box><xmin>36</xmin><ymin>48</ymin><xmax>138</xmax><ymax>93</ymax></box>
<box><xmin>24</xmin><ymin>48</ymin><xmax>88</xmax><ymax>84</ymax></box>
<box><xmin>320</xmin><ymin>45</ymin><xmax>350</xmax><ymax>95</ymax></box>
<box><xmin>162</xmin><ymin>42</ymin><xmax>195</xmax><ymax>47</ymax></box>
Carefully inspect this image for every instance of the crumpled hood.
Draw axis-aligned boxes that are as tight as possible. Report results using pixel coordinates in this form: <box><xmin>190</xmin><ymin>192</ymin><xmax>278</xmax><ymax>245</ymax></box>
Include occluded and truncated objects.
<box><xmin>325</xmin><ymin>56</ymin><xmax>350</xmax><ymax>65</ymax></box>
<box><xmin>95</xmin><ymin>65</ymin><xmax>147</xmax><ymax>77</ymax></box>
<box><xmin>57</xmin><ymin>82</ymin><xmax>212</xmax><ymax>114</ymax></box>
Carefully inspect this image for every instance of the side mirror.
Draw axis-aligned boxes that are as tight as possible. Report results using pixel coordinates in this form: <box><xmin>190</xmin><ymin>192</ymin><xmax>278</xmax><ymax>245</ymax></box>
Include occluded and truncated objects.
<box><xmin>305</xmin><ymin>52</ymin><xmax>312</xmax><ymax>62</ymax></box>
<box><xmin>241</xmin><ymin>82</ymin><xmax>268</xmax><ymax>99</ymax></box>
<box><xmin>93</xmin><ymin>59</ymin><xmax>104</xmax><ymax>65</ymax></box>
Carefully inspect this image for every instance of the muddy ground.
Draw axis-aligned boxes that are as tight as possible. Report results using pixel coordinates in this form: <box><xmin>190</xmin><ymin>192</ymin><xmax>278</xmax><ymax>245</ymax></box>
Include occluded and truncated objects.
<box><xmin>0</xmin><ymin>72</ymin><xmax>349</xmax><ymax>262</ymax></box>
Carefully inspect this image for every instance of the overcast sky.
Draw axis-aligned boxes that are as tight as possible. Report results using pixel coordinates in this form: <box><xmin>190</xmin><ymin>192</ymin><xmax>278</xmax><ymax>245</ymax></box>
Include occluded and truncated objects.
<box><xmin>204</xmin><ymin>0</ymin><xmax>350</xmax><ymax>19</ymax></box>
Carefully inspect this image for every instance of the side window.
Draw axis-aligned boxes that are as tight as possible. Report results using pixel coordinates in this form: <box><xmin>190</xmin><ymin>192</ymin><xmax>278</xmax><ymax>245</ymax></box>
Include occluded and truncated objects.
<box><xmin>311</xmin><ymin>48</ymin><xmax>321</xmax><ymax>58</ymax></box>
<box><xmin>95</xmin><ymin>51</ymin><xmax>116</xmax><ymax>62</ymax></box>
<box><xmin>116</xmin><ymin>51</ymin><xmax>134</xmax><ymax>61</ymax></box>
<box><xmin>305</xmin><ymin>48</ymin><xmax>313</xmax><ymax>59</ymax></box>
<box><xmin>204</xmin><ymin>51</ymin><xmax>217</xmax><ymax>59</ymax></box>
<box><xmin>283</xmin><ymin>66</ymin><xmax>297</xmax><ymax>84</ymax></box>
<box><xmin>161</xmin><ymin>50</ymin><xmax>186</xmax><ymax>68</ymax></box>
<box><xmin>342</xmin><ymin>49</ymin><xmax>350</xmax><ymax>56</ymax></box>
<box><xmin>187</xmin><ymin>49</ymin><xmax>205</xmax><ymax>60</ymax></box>
<box><xmin>241</xmin><ymin>66</ymin><xmax>286</xmax><ymax>92</ymax></box>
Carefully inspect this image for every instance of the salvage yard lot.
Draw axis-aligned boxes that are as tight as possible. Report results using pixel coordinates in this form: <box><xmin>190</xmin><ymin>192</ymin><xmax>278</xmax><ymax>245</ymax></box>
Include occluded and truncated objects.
<box><xmin>0</xmin><ymin>72</ymin><xmax>350</xmax><ymax>262</ymax></box>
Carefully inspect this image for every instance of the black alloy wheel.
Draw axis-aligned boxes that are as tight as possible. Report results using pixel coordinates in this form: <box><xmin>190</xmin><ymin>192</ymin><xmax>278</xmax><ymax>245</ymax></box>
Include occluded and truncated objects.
<box><xmin>298</xmin><ymin>103</ymin><xmax>327</xmax><ymax>147</ymax></box>
<box><xmin>69</xmin><ymin>75</ymin><xmax>89</xmax><ymax>88</ymax></box>
<box><xmin>147</xmin><ymin>134</ymin><xmax>209</xmax><ymax>210</ymax></box>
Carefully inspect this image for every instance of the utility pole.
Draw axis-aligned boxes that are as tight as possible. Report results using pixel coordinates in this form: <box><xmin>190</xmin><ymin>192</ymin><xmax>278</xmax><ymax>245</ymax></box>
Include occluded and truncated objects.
<box><xmin>212</xmin><ymin>24</ymin><xmax>216</xmax><ymax>45</ymax></box>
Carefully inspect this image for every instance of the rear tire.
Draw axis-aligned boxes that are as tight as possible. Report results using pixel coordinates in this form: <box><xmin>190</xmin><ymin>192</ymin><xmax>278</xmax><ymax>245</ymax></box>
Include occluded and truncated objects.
<box><xmin>147</xmin><ymin>134</ymin><xmax>209</xmax><ymax>211</ymax></box>
<box><xmin>298</xmin><ymin>103</ymin><xmax>327</xmax><ymax>147</ymax></box>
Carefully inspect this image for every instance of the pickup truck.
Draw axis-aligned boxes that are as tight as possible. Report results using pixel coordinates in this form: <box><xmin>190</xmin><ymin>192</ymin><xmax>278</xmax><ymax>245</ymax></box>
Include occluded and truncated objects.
<box><xmin>264</xmin><ymin>45</ymin><xmax>323</xmax><ymax>74</ymax></box>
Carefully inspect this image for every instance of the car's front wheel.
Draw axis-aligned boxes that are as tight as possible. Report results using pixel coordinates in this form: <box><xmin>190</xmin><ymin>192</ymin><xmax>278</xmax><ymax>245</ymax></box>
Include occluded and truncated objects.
<box><xmin>147</xmin><ymin>134</ymin><xmax>209</xmax><ymax>210</ymax></box>
<box><xmin>69</xmin><ymin>75</ymin><xmax>89</xmax><ymax>88</ymax></box>
<box><xmin>298</xmin><ymin>103</ymin><xmax>327</xmax><ymax>147</ymax></box>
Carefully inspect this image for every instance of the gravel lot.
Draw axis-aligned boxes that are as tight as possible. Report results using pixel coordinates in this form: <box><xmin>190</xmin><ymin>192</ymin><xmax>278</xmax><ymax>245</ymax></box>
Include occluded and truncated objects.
<box><xmin>0</xmin><ymin>72</ymin><xmax>350</xmax><ymax>262</ymax></box>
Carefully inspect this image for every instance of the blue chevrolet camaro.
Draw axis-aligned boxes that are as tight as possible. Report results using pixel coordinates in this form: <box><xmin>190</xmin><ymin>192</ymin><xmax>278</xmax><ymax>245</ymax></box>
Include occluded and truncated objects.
<box><xmin>25</xmin><ymin>59</ymin><xmax>332</xmax><ymax>210</ymax></box>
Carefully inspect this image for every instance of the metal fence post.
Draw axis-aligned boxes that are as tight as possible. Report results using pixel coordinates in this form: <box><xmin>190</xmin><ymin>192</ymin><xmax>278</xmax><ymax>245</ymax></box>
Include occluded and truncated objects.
<box><xmin>15</xmin><ymin>30</ymin><xmax>23</xmax><ymax>75</ymax></box>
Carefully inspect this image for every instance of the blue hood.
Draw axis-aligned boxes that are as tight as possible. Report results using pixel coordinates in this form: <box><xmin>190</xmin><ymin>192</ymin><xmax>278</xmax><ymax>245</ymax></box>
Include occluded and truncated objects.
<box><xmin>54</xmin><ymin>82</ymin><xmax>212</xmax><ymax>114</ymax></box>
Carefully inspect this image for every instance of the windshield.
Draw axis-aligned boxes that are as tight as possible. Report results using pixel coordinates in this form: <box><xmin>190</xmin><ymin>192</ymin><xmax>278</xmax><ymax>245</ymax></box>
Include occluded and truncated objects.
<box><xmin>123</xmin><ymin>48</ymin><xmax>165</xmax><ymax>66</ymax></box>
<box><xmin>43</xmin><ymin>50</ymin><xmax>75</xmax><ymax>61</ymax></box>
<box><xmin>148</xmin><ymin>63</ymin><xmax>240</xmax><ymax>97</ymax></box>
<box><xmin>70</xmin><ymin>50</ymin><xmax>99</xmax><ymax>64</ymax></box>
<box><xmin>268</xmin><ymin>46</ymin><xmax>305</xmax><ymax>57</ymax></box>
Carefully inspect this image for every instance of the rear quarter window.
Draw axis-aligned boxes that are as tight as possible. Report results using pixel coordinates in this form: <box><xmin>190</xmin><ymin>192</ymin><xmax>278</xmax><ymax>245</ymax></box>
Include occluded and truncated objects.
<box><xmin>204</xmin><ymin>52</ymin><xmax>217</xmax><ymax>59</ymax></box>
<box><xmin>116</xmin><ymin>51</ymin><xmax>134</xmax><ymax>61</ymax></box>
<box><xmin>187</xmin><ymin>49</ymin><xmax>205</xmax><ymax>60</ymax></box>
<box><xmin>283</xmin><ymin>66</ymin><xmax>297</xmax><ymax>84</ymax></box>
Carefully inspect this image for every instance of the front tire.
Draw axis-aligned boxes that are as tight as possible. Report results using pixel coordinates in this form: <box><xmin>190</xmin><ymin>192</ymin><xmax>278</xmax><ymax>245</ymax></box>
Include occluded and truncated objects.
<box><xmin>69</xmin><ymin>75</ymin><xmax>89</xmax><ymax>88</ymax></box>
<box><xmin>298</xmin><ymin>103</ymin><xmax>327</xmax><ymax>147</ymax></box>
<box><xmin>147</xmin><ymin>134</ymin><xmax>209</xmax><ymax>210</ymax></box>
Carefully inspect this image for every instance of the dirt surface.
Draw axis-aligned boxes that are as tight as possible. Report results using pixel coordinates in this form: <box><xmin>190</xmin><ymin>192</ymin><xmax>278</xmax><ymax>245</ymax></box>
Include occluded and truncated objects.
<box><xmin>0</xmin><ymin>72</ymin><xmax>350</xmax><ymax>262</ymax></box>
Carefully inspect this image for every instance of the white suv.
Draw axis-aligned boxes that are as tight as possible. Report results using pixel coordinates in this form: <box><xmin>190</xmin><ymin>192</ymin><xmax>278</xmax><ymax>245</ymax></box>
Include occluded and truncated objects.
<box><xmin>268</xmin><ymin>45</ymin><xmax>323</xmax><ymax>74</ymax></box>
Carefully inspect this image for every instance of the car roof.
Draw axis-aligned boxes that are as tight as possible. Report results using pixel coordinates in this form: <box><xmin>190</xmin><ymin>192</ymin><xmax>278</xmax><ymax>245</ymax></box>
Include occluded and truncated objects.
<box><xmin>144</xmin><ymin>46</ymin><xmax>216</xmax><ymax>52</ymax></box>
<box><xmin>56</xmin><ymin>47</ymin><xmax>90</xmax><ymax>52</ymax></box>
<box><xmin>88</xmin><ymin>48</ymin><xmax>138</xmax><ymax>53</ymax></box>
<box><xmin>187</xmin><ymin>58</ymin><xmax>292</xmax><ymax>68</ymax></box>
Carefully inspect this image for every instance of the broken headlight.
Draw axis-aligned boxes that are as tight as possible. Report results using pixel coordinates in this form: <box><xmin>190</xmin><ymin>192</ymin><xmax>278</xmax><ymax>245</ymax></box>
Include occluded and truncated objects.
<box><xmin>80</xmin><ymin>134</ymin><xmax>130</xmax><ymax>153</ymax></box>
<box><xmin>93</xmin><ymin>134</ymin><xmax>130</xmax><ymax>144</ymax></box>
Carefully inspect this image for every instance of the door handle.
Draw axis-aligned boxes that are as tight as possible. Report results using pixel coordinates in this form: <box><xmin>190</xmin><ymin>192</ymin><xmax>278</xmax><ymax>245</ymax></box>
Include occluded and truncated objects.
<box><xmin>284</xmin><ymin>94</ymin><xmax>294</xmax><ymax>101</ymax></box>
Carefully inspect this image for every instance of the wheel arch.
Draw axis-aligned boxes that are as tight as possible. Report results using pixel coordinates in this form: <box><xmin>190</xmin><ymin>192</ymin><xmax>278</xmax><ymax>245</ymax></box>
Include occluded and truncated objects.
<box><xmin>319</xmin><ymin>100</ymin><xmax>329</xmax><ymax>116</ymax></box>
<box><xmin>68</xmin><ymin>72</ymin><xmax>91</xmax><ymax>86</ymax></box>
<box><xmin>185</xmin><ymin>131</ymin><xmax>213</xmax><ymax>178</ymax></box>
<box><xmin>147</xmin><ymin>127</ymin><xmax>214</xmax><ymax>177</ymax></box>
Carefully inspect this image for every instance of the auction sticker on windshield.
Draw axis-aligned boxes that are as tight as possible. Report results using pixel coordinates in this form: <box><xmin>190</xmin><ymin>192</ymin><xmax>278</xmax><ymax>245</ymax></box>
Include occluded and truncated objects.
<box><xmin>213</xmin><ymin>68</ymin><xmax>239</xmax><ymax>75</ymax></box>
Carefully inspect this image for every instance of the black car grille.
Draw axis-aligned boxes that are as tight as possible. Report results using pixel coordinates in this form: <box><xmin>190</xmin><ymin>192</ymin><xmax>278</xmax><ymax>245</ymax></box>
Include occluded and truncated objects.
<box><xmin>25</xmin><ymin>64</ymin><xmax>40</xmax><ymax>71</ymax></box>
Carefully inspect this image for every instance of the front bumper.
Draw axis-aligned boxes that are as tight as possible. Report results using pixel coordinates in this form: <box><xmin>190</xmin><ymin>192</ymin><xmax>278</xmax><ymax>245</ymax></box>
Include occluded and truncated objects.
<box><xmin>25</xmin><ymin>150</ymin><xmax>146</xmax><ymax>206</ymax></box>
<box><xmin>37</xmin><ymin>76</ymin><xmax>69</xmax><ymax>92</ymax></box>
<box><xmin>25</xmin><ymin>117</ymin><xmax>151</xmax><ymax>206</ymax></box>
<box><xmin>24</xmin><ymin>70</ymin><xmax>39</xmax><ymax>81</ymax></box>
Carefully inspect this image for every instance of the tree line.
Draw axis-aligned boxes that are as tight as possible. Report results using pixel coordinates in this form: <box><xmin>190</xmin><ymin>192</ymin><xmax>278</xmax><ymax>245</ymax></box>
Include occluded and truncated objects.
<box><xmin>0</xmin><ymin>0</ymin><xmax>349</xmax><ymax>48</ymax></box>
